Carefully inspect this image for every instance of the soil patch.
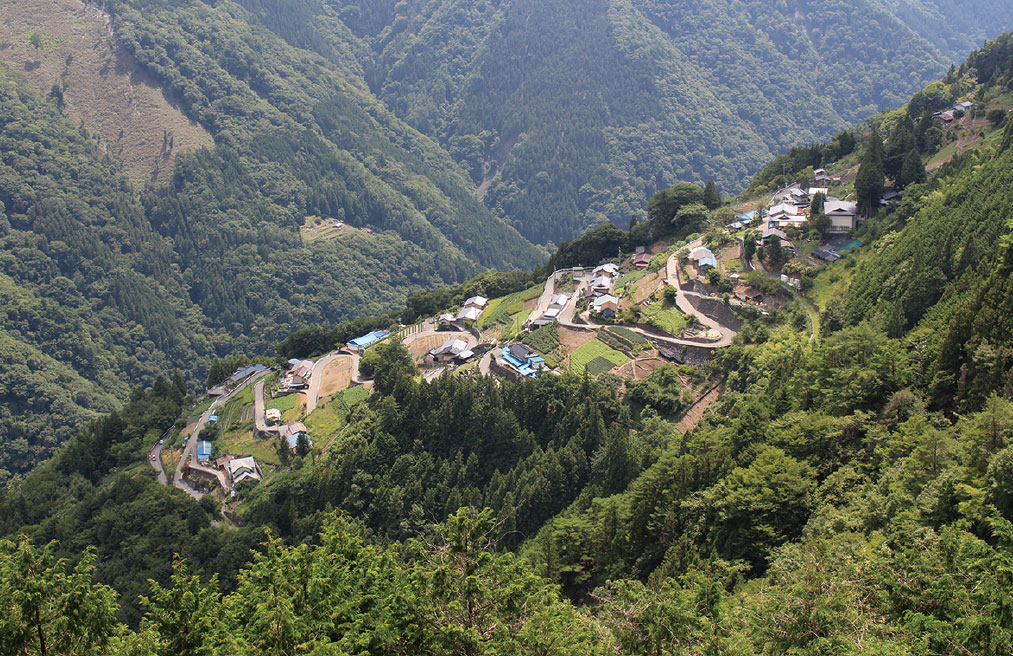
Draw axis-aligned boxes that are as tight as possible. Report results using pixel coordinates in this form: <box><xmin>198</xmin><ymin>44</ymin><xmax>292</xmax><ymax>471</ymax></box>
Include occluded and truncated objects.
<box><xmin>318</xmin><ymin>356</ymin><xmax>354</xmax><ymax>397</ymax></box>
<box><xmin>677</xmin><ymin>383</ymin><xmax>725</xmax><ymax>433</ymax></box>
<box><xmin>558</xmin><ymin>326</ymin><xmax>598</xmax><ymax>352</ymax></box>
<box><xmin>632</xmin><ymin>270</ymin><xmax>664</xmax><ymax>304</ymax></box>
<box><xmin>614</xmin><ymin>357</ymin><xmax>666</xmax><ymax>382</ymax></box>
<box><xmin>405</xmin><ymin>332</ymin><xmax>462</xmax><ymax>362</ymax></box>
<box><xmin>686</xmin><ymin>296</ymin><xmax>742</xmax><ymax>331</ymax></box>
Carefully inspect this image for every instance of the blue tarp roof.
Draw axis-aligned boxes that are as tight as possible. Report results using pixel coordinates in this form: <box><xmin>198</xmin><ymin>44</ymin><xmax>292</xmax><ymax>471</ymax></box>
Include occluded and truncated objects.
<box><xmin>208</xmin><ymin>415</ymin><xmax>218</xmax><ymax>423</ymax></box>
<box><xmin>348</xmin><ymin>330</ymin><xmax>390</xmax><ymax>348</ymax></box>
<box><xmin>735</xmin><ymin>210</ymin><xmax>757</xmax><ymax>221</ymax></box>
<box><xmin>839</xmin><ymin>239</ymin><xmax>862</xmax><ymax>253</ymax></box>
<box><xmin>697</xmin><ymin>256</ymin><xmax>718</xmax><ymax>269</ymax></box>
<box><xmin>197</xmin><ymin>441</ymin><xmax>212</xmax><ymax>460</ymax></box>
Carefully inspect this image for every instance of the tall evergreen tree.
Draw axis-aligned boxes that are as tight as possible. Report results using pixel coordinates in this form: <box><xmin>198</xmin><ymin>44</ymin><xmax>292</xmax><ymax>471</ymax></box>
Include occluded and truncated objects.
<box><xmin>702</xmin><ymin>179</ymin><xmax>722</xmax><ymax>209</ymax></box>
<box><xmin>855</xmin><ymin>129</ymin><xmax>885</xmax><ymax>218</ymax></box>
<box><xmin>883</xmin><ymin>115</ymin><xmax>916</xmax><ymax>181</ymax></box>
<box><xmin>899</xmin><ymin>148</ymin><xmax>927</xmax><ymax>188</ymax></box>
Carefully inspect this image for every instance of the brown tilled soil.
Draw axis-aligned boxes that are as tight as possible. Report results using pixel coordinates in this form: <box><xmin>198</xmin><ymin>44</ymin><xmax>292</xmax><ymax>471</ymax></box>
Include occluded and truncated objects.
<box><xmin>523</xmin><ymin>297</ymin><xmax>539</xmax><ymax>311</ymax></box>
<box><xmin>614</xmin><ymin>357</ymin><xmax>666</xmax><ymax>382</ymax></box>
<box><xmin>0</xmin><ymin>0</ymin><xmax>213</xmax><ymax>186</ymax></box>
<box><xmin>405</xmin><ymin>333</ymin><xmax>456</xmax><ymax>361</ymax></box>
<box><xmin>558</xmin><ymin>326</ymin><xmax>597</xmax><ymax>351</ymax></box>
<box><xmin>319</xmin><ymin>356</ymin><xmax>354</xmax><ymax>397</ymax></box>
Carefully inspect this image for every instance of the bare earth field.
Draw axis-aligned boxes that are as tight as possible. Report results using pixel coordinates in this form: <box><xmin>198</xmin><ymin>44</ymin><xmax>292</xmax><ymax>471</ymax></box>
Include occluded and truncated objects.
<box><xmin>406</xmin><ymin>333</ymin><xmax>452</xmax><ymax>362</ymax></box>
<box><xmin>318</xmin><ymin>356</ymin><xmax>354</xmax><ymax>397</ymax></box>
<box><xmin>614</xmin><ymin>356</ymin><xmax>666</xmax><ymax>382</ymax></box>
<box><xmin>0</xmin><ymin>0</ymin><xmax>212</xmax><ymax>186</ymax></box>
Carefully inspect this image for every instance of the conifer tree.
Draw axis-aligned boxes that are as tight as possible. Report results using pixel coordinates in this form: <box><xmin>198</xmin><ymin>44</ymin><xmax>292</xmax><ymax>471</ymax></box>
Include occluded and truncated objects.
<box><xmin>855</xmin><ymin>129</ymin><xmax>885</xmax><ymax>218</ymax></box>
<box><xmin>702</xmin><ymin>179</ymin><xmax>722</xmax><ymax>209</ymax></box>
<box><xmin>899</xmin><ymin>148</ymin><xmax>926</xmax><ymax>188</ymax></box>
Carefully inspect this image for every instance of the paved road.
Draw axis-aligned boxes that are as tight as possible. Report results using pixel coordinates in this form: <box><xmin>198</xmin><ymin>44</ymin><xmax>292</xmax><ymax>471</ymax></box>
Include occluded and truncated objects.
<box><xmin>253</xmin><ymin>379</ymin><xmax>283</xmax><ymax>436</ymax></box>
<box><xmin>146</xmin><ymin>428</ymin><xmax>169</xmax><ymax>486</ymax></box>
<box><xmin>543</xmin><ymin>259</ymin><xmax>735</xmax><ymax>349</ymax></box>
<box><xmin>304</xmin><ymin>352</ymin><xmax>347</xmax><ymax>414</ymax></box>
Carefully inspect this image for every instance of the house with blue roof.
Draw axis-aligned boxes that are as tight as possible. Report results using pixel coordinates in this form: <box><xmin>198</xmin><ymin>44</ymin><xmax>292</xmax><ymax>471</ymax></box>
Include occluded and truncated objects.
<box><xmin>502</xmin><ymin>343</ymin><xmax>548</xmax><ymax>378</ymax></box>
<box><xmin>197</xmin><ymin>441</ymin><xmax>213</xmax><ymax>462</ymax></box>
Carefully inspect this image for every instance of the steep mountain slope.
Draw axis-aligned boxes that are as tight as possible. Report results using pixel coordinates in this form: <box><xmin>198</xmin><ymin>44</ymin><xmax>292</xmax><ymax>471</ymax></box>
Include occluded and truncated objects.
<box><xmin>241</xmin><ymin>0</ymin><xmax>1013</xmax><ymax>244</ymax></box>
<box><xmin>0</xmin><ymin>0</ymin><xmax>214</xmax><ymax>187</ymax></box>
<box><xmin>0</xmin><ymin>49</ymin><xmax>533</xmax><ymax>482</ymax></box>
<box><xmin>0</xmin><ymin>0</ymin><xmax>546</xmax><ymax>479</ymax></box>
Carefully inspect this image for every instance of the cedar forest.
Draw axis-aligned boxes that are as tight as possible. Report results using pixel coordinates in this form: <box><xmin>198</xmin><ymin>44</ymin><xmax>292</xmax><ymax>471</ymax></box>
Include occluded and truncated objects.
<box><xmin>4</xmin><ymin>4</ymin><xmax>1013</xmax><ymax>656</ymax></box>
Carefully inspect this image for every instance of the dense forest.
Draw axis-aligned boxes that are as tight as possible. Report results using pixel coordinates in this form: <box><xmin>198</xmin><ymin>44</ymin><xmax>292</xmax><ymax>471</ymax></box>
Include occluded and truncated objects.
<box><xmin>233</xmin><ymin>0</ymin><xmax>1013</xmax><ymax>242</ymax></box>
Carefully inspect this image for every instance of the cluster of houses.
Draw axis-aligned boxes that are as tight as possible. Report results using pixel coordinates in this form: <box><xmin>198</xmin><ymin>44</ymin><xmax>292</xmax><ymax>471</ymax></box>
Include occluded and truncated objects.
<box><xmin>456</xmin><ymin>296</ymin><xmax>488</xmax><ymax>323</ymax></box>
<box><xmin>934</xmin><ymin>100</ymin><xmax>974</xmax><ymax>124</ymax></box>
<box><xmin>690</xmin><ymin>246</ymin><xmax>718</xmax><ymax>271</ymax></box>
<box><xmin>193</xmin><ymin>441</ymin><xmax>264</xmax><ymax>488</ymax></box>
<box><xmin>765</xmin><ymin>182</ymin><xmax>861</xmax><ymax>234</ymax></box>
<box><xmin>436</xmin><ymin>296</ymin><xmax>488</xmax><ymax>328</ymax></box>
<box><xmin>632</xmin><ymin>246</ymin><xmax>653</xmax><ymax>269</ymax></box>
<box><xmin>427</xmin><ymin>336</ymin><xmax>475</xmax><ymax>365</ymax></box>
<box><xmin>263</xmin><ymin>408</ymin><xmax>313</xmax><ymax>454</ymax></box>
<box><xmin>216</xmin><ymin>455</ymin><xmax>263</xmax><ymax>486</ymax></box>
<box><xmin>586</xmin><ymin>263</ymin><xmax>620</xmax><ymax>296</ymax></box>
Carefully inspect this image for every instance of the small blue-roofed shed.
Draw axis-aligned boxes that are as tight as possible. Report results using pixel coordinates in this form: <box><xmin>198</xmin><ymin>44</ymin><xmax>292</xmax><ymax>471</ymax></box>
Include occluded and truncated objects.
<box><xmin>197</xmin><ymin>441</ymin><xmax>213</xmax><ymax>461</ymax></box>
<box><xmin>347</xmin><ymin>330</ymin><xmax>390</xmax><ymax>350</ymax></box>
<box><xmin>208</xmin><ymin>415</ymin><xmax>218</xmax><ymax>424</ymax></box>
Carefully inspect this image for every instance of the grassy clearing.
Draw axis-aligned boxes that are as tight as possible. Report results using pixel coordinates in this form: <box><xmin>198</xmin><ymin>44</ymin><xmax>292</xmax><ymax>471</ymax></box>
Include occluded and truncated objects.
<box><xmin>223</xmin><ymin>429</ymin><xmax>282</xmax><ymax>467</ymax></box>
<box><xmin>266</xmin><ymin>392</ymin><xmax>303</xmax><ymax>422</ymax></box>
<box><xmin>478</xmin><ymin>285</ymin><xmax>543</xmax><ymax>328</ymax></box>
<box><xmin>616</xmin><ymin>268</ymin><xmax>650</xmax><ymax>294</ymax></box>
<box><xmin>570</xmin><ymin>339</ymin><xmax>630</xmax><ymax>374</ymax></box>
<box><xmin>642</xmin><ymin>302</ymin><xmax>688</xmax><ymax>335</ymax></box>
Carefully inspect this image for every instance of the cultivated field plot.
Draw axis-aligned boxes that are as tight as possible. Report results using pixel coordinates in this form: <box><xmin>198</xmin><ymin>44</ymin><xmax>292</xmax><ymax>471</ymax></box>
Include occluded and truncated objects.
<box><xmin>642</xmin><ymin>301</ymin><xmax>688</xmax><ymax>335</ymax></box>
<box><xmin>570</xmin><ymin>339</ymin><xmax>630</xmax><ymax>375</ymax></box>
<box><xmin>405</xmin><ymin>333</ymin><xmax>450</xmax><ymax>361</ymax></box>
<box><xmin>266</xmin><ymin>392</ymin><xmax>303</xmax><ymax>423</ymax></box>
<box><xmin>607</xmin><ymin>326</ymin><xmax>649</xmax><ymax>344</ymax></box>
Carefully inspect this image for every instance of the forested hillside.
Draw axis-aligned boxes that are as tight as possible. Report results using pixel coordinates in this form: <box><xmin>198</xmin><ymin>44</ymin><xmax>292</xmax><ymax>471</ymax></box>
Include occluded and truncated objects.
<box><xmin>4</xmin><ymin>0</ymin><xmax>1013</xmax><ymax>477</ymax></box>
<box><xmin>237</xmin><ymin>0</ymin><xmax>1013</xmax><ymax>242</ymax></box>
<box><xmin>5</xmin><ymin>19</ymin><xmax>1013</xmax><ymax>656</ymax></box>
